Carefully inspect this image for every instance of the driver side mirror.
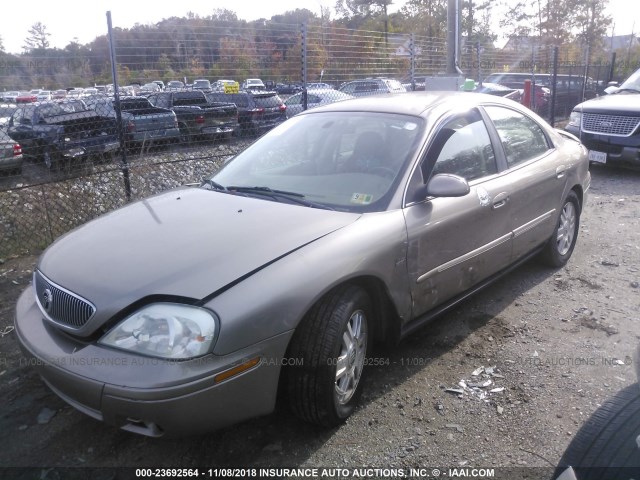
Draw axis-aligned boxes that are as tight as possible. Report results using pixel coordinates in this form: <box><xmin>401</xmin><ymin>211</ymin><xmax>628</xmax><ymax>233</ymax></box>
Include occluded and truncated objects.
<box><xmin>414</xmin><ymin>173</ymin><xmax>470</xmax><ymax>201</ymax></box>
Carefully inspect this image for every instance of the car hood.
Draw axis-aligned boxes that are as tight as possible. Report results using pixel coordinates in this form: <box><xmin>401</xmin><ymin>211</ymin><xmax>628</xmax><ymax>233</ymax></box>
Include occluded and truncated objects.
<box><xmin>38</xmin><ymin>187</ymin><xmax>359</xmax><ymax>334</ymax></box>
<box><xmin>574</xmin><ymin>92</ymin><xmax>640</xmax><ymax>113</ymax></box>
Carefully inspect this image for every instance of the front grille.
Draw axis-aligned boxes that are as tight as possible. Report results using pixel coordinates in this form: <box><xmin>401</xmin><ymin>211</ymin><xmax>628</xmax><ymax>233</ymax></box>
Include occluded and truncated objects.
<box><xmin>582</xmin><ymin>113</ymin><xmax>640</xmax><ymax>137</ymax></box>
<box><xmin>34</xmin><ymin>270</ymin><xmax>96</xmax><ymax>329</ymax></box>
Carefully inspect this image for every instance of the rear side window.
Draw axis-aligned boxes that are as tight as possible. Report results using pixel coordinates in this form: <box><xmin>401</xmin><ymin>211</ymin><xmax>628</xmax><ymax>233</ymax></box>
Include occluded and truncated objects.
<box><xmin>149</xmin><ymin>94</ymin><xmax>169</xmax><ymax>108</ymax></box>
<box><xmin>484</xmin><ymin>106</ymin><xmax>550</xmax><ymax>168</ymax></box>
<box><xmin>253</xmin><ymin>94</ymin><xmax>283</xmax><ymax>108</ymax></box>
<box><xmin>354</xmin><ymin>82</ymin><xmax>378</xmax><ymax>93</ymax></box>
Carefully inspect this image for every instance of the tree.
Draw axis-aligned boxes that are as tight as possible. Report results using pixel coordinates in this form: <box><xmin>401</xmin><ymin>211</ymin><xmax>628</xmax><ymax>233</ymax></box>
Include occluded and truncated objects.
<box><xmin>0</xmin><ymin>35</ymin><xmax>4</xmax><ymax>52</ymax></box>
<box><xmin>23</xmin><ymin>22</ymin><xmax>51</xmax><ymax>51</ymax></box>
<box><xmin>570</xmin><ymin>0</ymin><xmax>612</xmax><ymax>58</ymax></box>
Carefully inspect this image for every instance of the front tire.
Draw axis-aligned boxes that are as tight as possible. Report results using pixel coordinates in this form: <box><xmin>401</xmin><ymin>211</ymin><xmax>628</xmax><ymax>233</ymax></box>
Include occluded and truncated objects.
<box><xmin>554</xmin><ymin>383</ymin><xmax>640</xmax><ymax>479</ymax></box>
<box><xmin>286</xmin><ymin>285</ymin><xmax>371</xmax><ymax>427</ymax></box>
<box><xmin>541</xmin><ymin>191</ymin><xmax>580</xmax><ymax>267</ymax></box>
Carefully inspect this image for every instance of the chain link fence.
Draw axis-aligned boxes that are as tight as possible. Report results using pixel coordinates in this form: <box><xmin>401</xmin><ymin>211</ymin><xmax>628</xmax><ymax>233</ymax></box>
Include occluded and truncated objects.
<box><xmin>0</xmin><ymin>17</ymin><xmax>633</xmax><ymax>258</ymax></box>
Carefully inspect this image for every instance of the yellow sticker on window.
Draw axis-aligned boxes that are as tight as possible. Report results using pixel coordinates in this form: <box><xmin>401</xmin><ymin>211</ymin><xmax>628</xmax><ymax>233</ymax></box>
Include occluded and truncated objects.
<box><xmin>350</xmin><ymin>193</ymin><xmax>373</xmax><ymax>205</ymax></box>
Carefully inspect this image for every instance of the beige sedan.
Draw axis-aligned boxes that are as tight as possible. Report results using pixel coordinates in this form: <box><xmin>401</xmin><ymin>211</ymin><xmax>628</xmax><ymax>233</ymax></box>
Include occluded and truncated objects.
<box><xmin>15</xmin><ymin>92</ymin><xmax>589</xmax><ymax>437</ymax></box>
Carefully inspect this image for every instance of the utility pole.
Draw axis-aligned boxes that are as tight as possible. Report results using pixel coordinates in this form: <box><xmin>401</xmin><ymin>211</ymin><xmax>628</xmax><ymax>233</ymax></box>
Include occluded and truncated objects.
<box><xmin>447</xmin><ymin>0</ymin><xmax>462</xmax><ymax>75</ymax></box>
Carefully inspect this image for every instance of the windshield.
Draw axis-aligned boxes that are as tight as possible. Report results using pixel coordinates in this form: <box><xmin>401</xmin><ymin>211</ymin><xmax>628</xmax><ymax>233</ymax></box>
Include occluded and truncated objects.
<box><xmin>619</xmin><ymin>68</ymin><xmax>640</xmax><ymax>92</ymax></box>
<box><xmin>210</xmin><ymin>111</ymin><xmax>423</xmax><ymax>212</ymax></box>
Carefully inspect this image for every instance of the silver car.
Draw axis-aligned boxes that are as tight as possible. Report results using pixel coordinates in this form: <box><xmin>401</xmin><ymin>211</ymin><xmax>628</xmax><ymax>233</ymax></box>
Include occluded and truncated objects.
<box><xmin>284</xmin><ymin>88</ymin><xmax>353</xmax><ymax>118</ymax></box>
<box><xmin>15</xmin><ymin>92</ymin><xmax>590</xmax><ymax>437</ymax></box>
<box><xmin>0</xmin><ymin>130</ymin><xmax>23</xmax><ymax>174</ymax></box>
<box><xmin>338</xmin><ymin>77</ymin><xmax>407</xmax><ymax>97</ymax></box>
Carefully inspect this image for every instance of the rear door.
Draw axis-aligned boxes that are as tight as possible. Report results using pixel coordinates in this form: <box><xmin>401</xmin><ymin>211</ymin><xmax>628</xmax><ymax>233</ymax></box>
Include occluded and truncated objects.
<box><xmin>482</xmin><ymin>105</ymin><xmax>561</xmax><ymax>261</ymax></box>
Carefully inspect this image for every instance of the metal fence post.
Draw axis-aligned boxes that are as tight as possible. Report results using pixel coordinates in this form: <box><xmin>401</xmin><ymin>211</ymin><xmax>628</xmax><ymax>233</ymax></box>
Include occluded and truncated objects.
<box><xmin>301</xmin><ymin>23</ymin><xmax>308</xmax><ymax>112</ymax></box>
<box><xmin>410</xmin><ymin>33</ymin><xmax>416</xmax><ymax>91</ymax></box>
<box><xmin>582</xmin><ymin>45</ymin><xmax>590</xmax><ymax>103</ymax></box>
<box><xmin>608</xmin><ymin>52</ymin><xmax>617</xmax><ymax>84</ymax></box>
<box><xmin>107</xmin><ymin>11</ymin><xmax>132</xmax><ymax>202</ymax></box>
<box><xmin>476</xmin><ymin>42</ymin><xmax>482</xmax><ymax>85</ymax></box>
<box><xmin>549</xmin><ymin>46</ymin><xmax>558</xmax><ymax>126</ymax></box>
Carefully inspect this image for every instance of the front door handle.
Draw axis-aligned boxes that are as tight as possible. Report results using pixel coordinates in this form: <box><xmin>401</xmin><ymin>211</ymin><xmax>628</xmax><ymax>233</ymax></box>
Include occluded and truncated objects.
<box><xmin>492</xmin><ymin>192</ymin><xmax>510</xmax><ymax>209</ymax></box>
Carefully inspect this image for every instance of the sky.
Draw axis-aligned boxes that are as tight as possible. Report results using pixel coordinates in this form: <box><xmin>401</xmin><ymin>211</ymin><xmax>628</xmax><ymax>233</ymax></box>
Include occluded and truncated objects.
<box><xmin>0</xmin><ymin>0</ymin><xmax>638</xmax><ymax>54</ymax></box>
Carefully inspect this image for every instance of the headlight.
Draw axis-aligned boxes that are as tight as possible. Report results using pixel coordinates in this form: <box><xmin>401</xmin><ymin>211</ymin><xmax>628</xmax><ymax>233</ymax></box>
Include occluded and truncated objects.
<box><xmin>99</xmin><ymin>303</ymin><xmax>217</xmax><ymax>359</ymax></box>
<box><xmin>568</xmin><ymin>111</ymin><xmax>582</xmax><ymax>128</ymax></box>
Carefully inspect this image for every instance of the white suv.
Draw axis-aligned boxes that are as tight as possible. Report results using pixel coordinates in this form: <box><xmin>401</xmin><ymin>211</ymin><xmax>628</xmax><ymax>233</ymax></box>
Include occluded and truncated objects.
<box><xmin>242</xmin><ymin>78</ymin><xmax>266</xmax><ymax>91</ymax></box>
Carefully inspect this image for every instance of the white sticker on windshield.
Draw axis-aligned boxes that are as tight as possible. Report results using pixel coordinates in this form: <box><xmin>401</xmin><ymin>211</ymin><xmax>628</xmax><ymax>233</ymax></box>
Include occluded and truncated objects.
<box><xmin>351</xmin><ymin>193</ymin><xmax>374</xmax><ymax>205</ymax></box>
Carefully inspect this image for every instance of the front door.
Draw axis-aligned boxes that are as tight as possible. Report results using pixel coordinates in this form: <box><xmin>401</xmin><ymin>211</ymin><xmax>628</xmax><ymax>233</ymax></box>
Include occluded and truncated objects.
<box><xmin>404</xmin><ymin>109</ymin><xmax>513</xmax><ymax>318</ymax></box>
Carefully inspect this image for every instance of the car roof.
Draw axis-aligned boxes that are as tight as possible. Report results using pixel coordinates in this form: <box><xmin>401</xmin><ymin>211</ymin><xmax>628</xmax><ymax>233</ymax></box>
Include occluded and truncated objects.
<box><xmin>300</xmin><ymin>91</ymin><xmax>524</xmax><ymax>118</ymax></box>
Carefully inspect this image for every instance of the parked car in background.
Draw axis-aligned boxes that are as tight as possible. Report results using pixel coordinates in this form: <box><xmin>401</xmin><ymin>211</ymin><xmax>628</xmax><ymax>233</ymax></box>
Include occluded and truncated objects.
<box><xmin>241</xmin><ymin>78</ymin><xmax>266</xmax><ymax>91</ymax></box>
<box><xmin>192</xmin><ymin>79</ymin><xmax>212</xmax><ymax>93</ymax></box>
<box><xmin>275</xmin><ymin>82</ymin><xmax>303</xmax><ymax>95</ymax></box>
<box><xmin>565</xmin><ymin>66</ymin><xmax>640</xmax><ymax>169</ymax></box>
<box><xmin>0</xmin><ymin>130</ymin><xmax>23</xmax><ymax>175</ymax></box>
<box><xmin>166</xmin><ymin>81</ymin><xmax>185</xmax><ymax>91</ymax></box>
<box><xmin>139</xmin><ymin>83</ymin><xmax>161</xmax><ymax>96</ymax></box>
<box><xmin>338</xmin><ymin>78</ymin><xmax>407</xmax><ymax>97</ymax></box>
<box><xmin>152</xmin><ymin>80</ymin><xmax>165</xmax><ymax>91</ymax></box>
<box><xmin>483</xmin><ymin>72</ymin><xmax>597</xmax><ymax>117</ymax></box>
<box><xmin>15</xmin><ymin>92</ymin><xmax>38</xmax><ymax>104</ymax></box>
<box><xmin>284</xmin><ymin>88</ymin><xmax>353</xmax><ymax>118</ymax></box>
<box><xmin>1</xmin><ymin>91</ymin><xmax>20</xmax><ymax>102</ymax></box>
<box><xmin>37</xmin><ymin>91</ymin><xmax>53</xmax><ymax>102</ymax></box>
<box><xmin>0</xmin><ymin>104</ymin><xmax>18</xmax><ymax>127</ymax></box>
<box><xmin>120</xmin><ymin>86</ymin><xmax>138</xmax><ymax>96</ymax></box>
<box><xmin>52</xmin><ymin>89</ymin><xmax>68</xmax><ymax>100</ymax></box>
<box><xmin>213</xmin><ymin>80</ymin><xmax>240</xmax><ymax>93</ymax></box>
<box><xmin>7</xmin><ymin>101</ymin><xmax>119</xmax><ymax>169</ymax></box>
<box><xmin>147</xmin><ymin>90</ymin><xmax>239</xmax><ymax>142</ymax></box>
<box><xmin>307</xmin><ymin>82</ymin><xmax>334</xmax><ymax>90</ymax></box>
<box><xmin>462</xmin><ymin>81</ymin><xmax>523</xmax><ymax>103</ymax></box>
<box><xmin>82</xmin><ymin>88</ymin><xmax>99</xmax><ymax>97</ymax></box>
<box><xmin>66</xmin><ymin>88</ymin><xmax>85</xmax><ymax>99</ymax></box>
<box><xmin>85</xmin><ymin>96</ymin><xmax>181</xmax><ymax>150</ymax></box>
<box><xmin>14</xmin><ymin>92</ymin><xmax>589</xmax><ymax>437</ymax></box>
<box><xmin>205</xmin><ymin>90</ymin><xmax>286</xmax><ymax>136</ymax></box>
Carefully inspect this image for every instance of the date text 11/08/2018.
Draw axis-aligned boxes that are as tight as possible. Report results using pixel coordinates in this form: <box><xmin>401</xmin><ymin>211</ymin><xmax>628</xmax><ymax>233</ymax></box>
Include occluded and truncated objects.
<box><xmin>135</xmin><ymin>467</ymin><xmax>497</xmax><ymax>478</ymax></box>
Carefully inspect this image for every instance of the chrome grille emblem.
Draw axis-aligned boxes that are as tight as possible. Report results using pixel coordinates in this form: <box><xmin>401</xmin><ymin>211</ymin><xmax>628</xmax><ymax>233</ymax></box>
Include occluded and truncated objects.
<box><xmin>41</xmin><ymin>288</ymin><xmax>53</xmax><ymax>312</ymax></box>
<box><xmin>34</xmin><ymin>270</ymin><xmax>96</xmax><ymax>330</ymax></box>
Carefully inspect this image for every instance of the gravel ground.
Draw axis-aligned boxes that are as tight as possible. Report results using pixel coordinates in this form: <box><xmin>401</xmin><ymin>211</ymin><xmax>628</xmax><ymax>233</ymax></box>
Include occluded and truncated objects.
<box><xmin>0</xmin><ymin>163</ymin><xmax>638</xmax><ymax>479</ymax></box>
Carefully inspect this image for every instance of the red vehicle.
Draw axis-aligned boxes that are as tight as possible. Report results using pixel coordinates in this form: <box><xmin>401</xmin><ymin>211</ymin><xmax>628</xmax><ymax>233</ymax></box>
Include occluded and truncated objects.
<box><xmin>15</xmin><ymin>92</ymin><xmax>37</xmax><ymax>103</ymax></box>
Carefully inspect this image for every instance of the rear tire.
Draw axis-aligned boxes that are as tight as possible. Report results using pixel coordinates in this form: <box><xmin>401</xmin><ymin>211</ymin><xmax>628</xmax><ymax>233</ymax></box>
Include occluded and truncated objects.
<box><xmin>554</xmin><ymin>383</ymin><xmax>640</xmax><ymax>479</ymax></box>
<box><xmin>540</xmin><ymin>191</ymin><xmax>580</xmax><ymax>267</ymax></box>
<box><xmin>286</xmin><ymin>285</ymin><xmax>371</xmax><ymax>427</ymax></box>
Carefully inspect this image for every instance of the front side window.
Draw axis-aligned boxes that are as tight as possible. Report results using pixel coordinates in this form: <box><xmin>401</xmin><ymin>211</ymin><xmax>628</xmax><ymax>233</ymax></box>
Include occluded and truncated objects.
<box><xmin>425</xmin><ymin>109</ymin><xmax>497</xmax><ymax>182</ymax></box>
<box><xmin>484</xmin><ymin>106</ymin><xmax>550</xmax><ymax>168</ymax></box>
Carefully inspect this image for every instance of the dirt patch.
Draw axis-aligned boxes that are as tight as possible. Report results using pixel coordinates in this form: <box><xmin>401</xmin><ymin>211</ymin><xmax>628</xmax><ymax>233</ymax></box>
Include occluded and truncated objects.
<box><xmin>0</xmin><ymin>164</ymin><xmax>639</xmax><ymax>475</ymax></box>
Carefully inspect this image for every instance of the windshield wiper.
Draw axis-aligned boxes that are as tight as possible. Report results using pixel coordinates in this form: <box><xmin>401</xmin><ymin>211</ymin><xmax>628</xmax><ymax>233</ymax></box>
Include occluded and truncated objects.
<box><xmin>226</xmin><ymin>185</ymin><xmax>334</xmax><ymax>210</ymax></box>
<box><xmin>201</xmin><ymin>179</ymin><xmax>229</xmax><ymax>191</ymax></box>
<box><xmin>613</xmin><ymin>88</ymin><xmax>640</xmax><ymax>94</ymax></box>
